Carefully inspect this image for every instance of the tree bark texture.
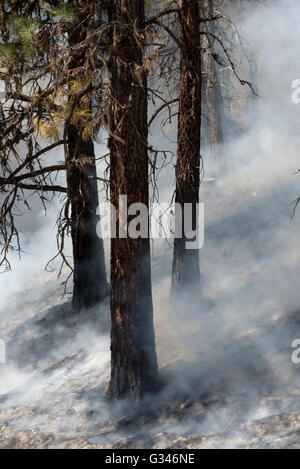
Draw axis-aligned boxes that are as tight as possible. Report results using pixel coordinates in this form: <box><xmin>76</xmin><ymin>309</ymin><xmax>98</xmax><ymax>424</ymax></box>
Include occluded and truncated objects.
<box><xmin>107</xmin><ymin>0</ymin><xmax>159</xmax><ymax>399</ymax></box>
<box><xmin>201</xmin><ymin>0</ymin><xmax>225</xmax><ymax>170</ymax></box>
<box><xmin>67</xmin><ymin>3</ymin><xmax>108</xmax><ymax>312</ymax></box>
<box><xmin>171</xmin><ymin>0</ymin><xmax>202</xmax><ymax>294</ymax></box>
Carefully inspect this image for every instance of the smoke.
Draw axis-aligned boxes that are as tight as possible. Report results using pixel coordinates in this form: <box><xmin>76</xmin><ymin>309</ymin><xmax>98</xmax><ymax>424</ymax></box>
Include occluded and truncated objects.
<box><xmin>150</xmin><ymin>0</ymin><xmax>300</xmax><ymax>444</ymax></box>
<box><xmin>1</xmin><ymin>0</ymin><xmax>300</xmax><ymax>449</ymax></box>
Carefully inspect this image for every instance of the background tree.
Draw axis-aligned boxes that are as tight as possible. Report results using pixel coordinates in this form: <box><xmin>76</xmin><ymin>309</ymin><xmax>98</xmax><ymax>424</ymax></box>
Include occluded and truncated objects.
<box><xmin>169</xmin><ymin>0</ymin><xmax>253</xmax><ymax>297</ymax></box>
<box><xmin>171</xmin><ymin>0</ymin><xmax>202</xmax><ymax>295</ymax></box>
<box><xmin>201</xmin><ymin>0</ymin><xmax>225</xmax><ymax>172</ymax></box>
<box><xmin>0</xmin><ymin>0</ymin><xmax>109</xmax><ymax>311</ymax></box>
<box><xmin>65</xmin><ymin>0</ymin><xmax>109</xmax><ymax>311</ymax></box>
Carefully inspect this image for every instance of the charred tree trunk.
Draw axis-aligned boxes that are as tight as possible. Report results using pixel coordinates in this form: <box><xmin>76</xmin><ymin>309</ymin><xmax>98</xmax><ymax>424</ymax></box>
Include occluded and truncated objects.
<box><xmin>67</xmin><ymin>134</ymin><xmax>108</xmax><ymax>312</ymax></box>
<box><xmin>107</xmin><ymin>0</ymin><xmax>159</xmax><ymax>399</ymax></box>
<box><xmin>66</xmin><ymin>4</ymin><xmax>108</xmax><ymax>312</ymax></box>
<box><xmin>171</xmin><ymin>0</ymin><xmax>201</xmax><ymax>295</ymax></box>
<box><xmin>201</xmin><ymin>0</ymin><xmax>225</xmax><ymax>172</ymax></box>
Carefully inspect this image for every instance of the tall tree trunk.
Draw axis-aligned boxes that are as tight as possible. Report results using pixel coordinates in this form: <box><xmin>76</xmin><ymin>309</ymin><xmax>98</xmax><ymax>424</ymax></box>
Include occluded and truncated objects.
<box><xmin>107</xmin><ymin>0</ymin><xmax>158</xmax><ymax>399</ymax></box>
<box><xmin>66</xmin><ymin>2</ymin><xmax>108</xmax><ymax>312</ymax></box>
<box><xmin>67</xmin><ymin>134</ymin><xmax>108</xmax><ymax>312</ymax></box>
<box><xmin>201</xmin><ymin>0</ymin><xmax>225</xmax><ymax>172</ymax></box>
<box><xmin>171</xmin><ymin>0</ymin><xmax>201</xmax><ymax>295</ymax></box>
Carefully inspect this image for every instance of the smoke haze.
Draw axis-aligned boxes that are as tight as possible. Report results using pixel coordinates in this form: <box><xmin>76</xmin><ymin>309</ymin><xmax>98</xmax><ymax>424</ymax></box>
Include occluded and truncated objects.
<box><xmin>1</xmin><ymin>0</ymin><xmax>300</xmax><ymax>448</ymax></box>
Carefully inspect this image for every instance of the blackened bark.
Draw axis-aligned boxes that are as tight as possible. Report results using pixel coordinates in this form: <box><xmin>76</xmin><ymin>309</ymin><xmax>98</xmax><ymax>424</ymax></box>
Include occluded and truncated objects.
<box><xmin>201</xmin><ymin>0</ymin><xmax>225</xmax><ymax>170</ymax></box>
<box><xmin>107</xmin><ymin>0</ymin><xmax>158</xmax><ymax>399</ymax></box>
<box><xmin>171</xmin><ymin>0</ymin><xmax>201</xmax><ymax>294</ymax></box>
<box><xmin>67</xmin><ymin>134</ymin><xmax>108</xmax><ymax>311</ymax></box>
<box><xmin>66</xmin><ymin>3</ymin><xmax>108</xmax><ymax>312</ymax></box>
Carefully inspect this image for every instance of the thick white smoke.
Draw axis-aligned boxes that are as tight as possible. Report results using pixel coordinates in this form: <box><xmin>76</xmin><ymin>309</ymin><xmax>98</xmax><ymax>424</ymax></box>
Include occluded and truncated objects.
<box><xmin>1</xmin><ymin>0</ymin><xmax>300</xmax><ymax>449</ymax></box>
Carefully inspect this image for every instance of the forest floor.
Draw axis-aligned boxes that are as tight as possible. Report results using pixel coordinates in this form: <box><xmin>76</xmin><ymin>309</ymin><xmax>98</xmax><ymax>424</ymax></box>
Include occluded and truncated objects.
<box><xmin>1</xmin><ymin>179</ymin><xmax>300</xmax><ymax>448</ymax></box>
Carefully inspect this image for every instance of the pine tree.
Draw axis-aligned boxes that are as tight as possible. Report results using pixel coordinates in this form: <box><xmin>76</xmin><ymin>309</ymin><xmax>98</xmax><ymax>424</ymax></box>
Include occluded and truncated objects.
<box><xmin>66</xmin><ymin>1</ymin><xmax>109</xmax><ymax>310</ymax></box>
<box><xmin>171</xmin><ymin>0</ymin><xmax>202</xmax><ymax>296</ymax></box>
<box><xmin>201</xmin><ymin>0</ymin><xmax>225</xmax><ymax>173</ymax></box>
<box><xmin>0</xmin><ymin>1</ymin><xmax>109</xmax><ymax>310</ymax></box>
<box><xmin>107</xmin><ymin>0</ymin><xmax>159</xmax><ymax>399</ymax></box>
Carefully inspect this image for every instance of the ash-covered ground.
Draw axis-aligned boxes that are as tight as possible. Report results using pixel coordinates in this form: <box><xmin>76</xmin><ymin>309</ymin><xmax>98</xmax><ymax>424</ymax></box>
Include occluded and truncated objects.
<box><xmin>1</xmin><ymin>169</ymin><xmax>300</xmax><ymax>449</ymax></box>
<box><xmin>1</xmin><ymin>0</ymin><xmax>300</xmax><ymax>449</ymax></box>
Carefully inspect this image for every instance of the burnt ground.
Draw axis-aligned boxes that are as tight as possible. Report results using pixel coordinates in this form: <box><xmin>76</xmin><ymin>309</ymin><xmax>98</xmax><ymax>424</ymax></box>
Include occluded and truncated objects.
<box><xmin>1</xmin><ymin>181</ymin><xmax>300</xmax><ymax>448</ymax></box>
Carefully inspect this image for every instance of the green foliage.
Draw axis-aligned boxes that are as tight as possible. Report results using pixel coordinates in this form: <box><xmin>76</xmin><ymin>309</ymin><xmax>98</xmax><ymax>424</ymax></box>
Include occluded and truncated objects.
<box><xmin>0</xmin><ymin>42</ymin><xmax>17</xmax><ymax>66</ymax></box>
<box><xmin>6</xmin><ymin>15</ymin><xmax>37</xmax><ymax>58</ymax></box>
<box><xmin>36</xmin><ymin>96</ymin><xmax>94</xmax><ymax>143</ymax></box>
<box><xmin>18</xmin><ymin>19</ymin><xmax>37</xmax><ymax>48</ymax></box>
<box><xmin>52</xmin><ymin>2</ymin><xmax>77</xmax><ymax>26</ymax></box>
<box><xmin>8</xmin><ymin>16</ymin><xmax>37</xmax><ymax>43</ymax></box>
